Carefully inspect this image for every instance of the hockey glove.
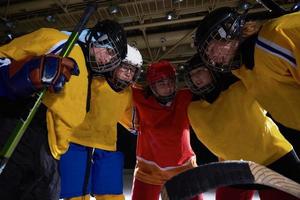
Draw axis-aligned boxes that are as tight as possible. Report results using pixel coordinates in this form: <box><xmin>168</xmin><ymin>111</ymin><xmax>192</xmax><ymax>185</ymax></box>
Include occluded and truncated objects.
<box><xmin>0</xmin><ymin>54</ymin><xmax>79</xmax><ymax>98</ymax></box>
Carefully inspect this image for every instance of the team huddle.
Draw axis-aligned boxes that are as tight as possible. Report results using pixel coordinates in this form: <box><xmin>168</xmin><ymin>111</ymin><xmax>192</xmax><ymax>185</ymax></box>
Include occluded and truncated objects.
<box><xmin>0</xmin><ymin>4</ymin><xmax>299</xmax><ymax>200</ymax></box>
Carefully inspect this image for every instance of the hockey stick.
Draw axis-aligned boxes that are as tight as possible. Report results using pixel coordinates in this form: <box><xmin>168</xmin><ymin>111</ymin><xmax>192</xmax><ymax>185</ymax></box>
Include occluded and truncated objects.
<box><xmin>256</xmin><ymin>0</ymin><xmax>287</xmax><ymax>15</ymax></box>
<box><xmin>161</xmin><ymin>161</ymin><xmax>300</xmax><ymax>200</ymax></box>
<box><xmin>0</xmin><ymin>3</ymin><xmax>97</xmax><ymax>174</ymax></box>
<box><xmin>256</xmin><ymin>0</ymin><xmax>300</xmax><ymax>15</ymax></box>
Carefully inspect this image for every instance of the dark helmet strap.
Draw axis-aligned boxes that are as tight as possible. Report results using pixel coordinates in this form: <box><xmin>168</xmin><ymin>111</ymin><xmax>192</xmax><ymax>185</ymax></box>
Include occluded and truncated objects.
<box><xmin>155</xmin><ymin>92</ymin><xmax>176</xmax><ymax>105</ymax></box>
<box><xmin>77</xmin><ymin>40</ymin><xmax>94</xmax><ymax>113</ymax></box>
<box><xmin>240</xmin><ymin>33</ymin><xmax>257</xmax><ymax>70</ymax></box>
<box><xmin>149</xmin><ymin>85</ymin><xmax>176</xmax><ymax>105</ymax></box>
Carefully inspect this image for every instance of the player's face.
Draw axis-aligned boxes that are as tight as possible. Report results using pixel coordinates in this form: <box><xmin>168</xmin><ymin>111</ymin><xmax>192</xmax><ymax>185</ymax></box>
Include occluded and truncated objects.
<box><xmin>152</xmin><ymin>78</ymin><xmax>175</xmax><ymax>97</ymax></box>
<box><xmin>205</xmin><ymin>40</ymin><xmax>239</xmax><ymax>65</ymax></box>
<box><xmin>190</xmin><ymin>67</ymin><xmax>212</xmax><ymax>89</ymax></box>
<box><xmin>91</xmin><ymin>47</ymin><xmax>117</xmax><ymax>65</ymax></box>
<box><xmin>114</xmin><ymin>63</ymin><xmax>136</xmax><ymax>82</ymax></box>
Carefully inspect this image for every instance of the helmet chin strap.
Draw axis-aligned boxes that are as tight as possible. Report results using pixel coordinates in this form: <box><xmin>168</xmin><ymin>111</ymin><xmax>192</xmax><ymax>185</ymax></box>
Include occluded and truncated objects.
<box><xmin>200</xmin><ymin>83</ymin><xmax>221</xmax><ymax>103</ymax></box>
<box><xmin>150</xmin><ymin>86</ymin><xmax>176</xmax><ymax>105</ymax></box>
<box><xmin>105</xmin><ymin>76</ymin><xmax>124</xmax><ymax>92</ymax></box>
<box><xmin>106</xmin><ymin>67</ymin><xmax>136</xmax><ymax>92</ymax></box>
<box><xmin>155</xmin><ymin>93</ymin><xmax>176</xmax><ymax>105</ymax></box>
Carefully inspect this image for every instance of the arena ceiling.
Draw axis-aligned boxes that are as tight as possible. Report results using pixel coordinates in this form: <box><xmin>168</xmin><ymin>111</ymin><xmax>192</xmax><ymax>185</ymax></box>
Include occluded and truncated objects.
<box><xmin>0</xmin><ymin>0</ymin><xmax>296</xmax><ymax>67</ymax></box>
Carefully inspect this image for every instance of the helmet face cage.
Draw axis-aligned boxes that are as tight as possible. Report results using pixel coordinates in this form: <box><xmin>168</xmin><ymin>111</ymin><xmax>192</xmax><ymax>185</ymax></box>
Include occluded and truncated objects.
<box><xmin>184</xmin><ymin>64</ymin><xmax>216</xmax><ymax>96</ymax></box>
<box><xmin>198</xmin><ymin>12</ymin><xmax>245</xmax><ymax>72</ymax></box>
<box><xmin>88</xmin><ymin>34</ymin><xmax>122</xmax><ymax>74</ymax></box>
<box><xmin>109</xmin><ymin>61</ymin><xmax>142</xmax><ymax>90</ymax></box>
<box><xmin>150</xmin><ymin>76</ymin><xmax>177</xmax><ymax>103</ymax></box>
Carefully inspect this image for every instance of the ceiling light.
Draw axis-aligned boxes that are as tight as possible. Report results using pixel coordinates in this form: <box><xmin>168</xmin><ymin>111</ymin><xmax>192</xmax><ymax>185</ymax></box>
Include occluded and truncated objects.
<box><xmin>237</xmin><ymin>2</ymin><xmax>253</xmax><ymax>14</ymax></box>
<box><xmin>45</xmin><ymin>15</ymin><xmax>56</xmax><ymax>23</ymax></box>
<box><xmin>172</xmin><ymin>0</ymin><xmax>184</xmax><ymax>3</ymax></box>
<box><xmin>166</xmin><ymin>10</ymin><xmax>178</xmax><ymax>20</ymax></box>
<box><xmin>108</xmin><ymin>4</ymin><xmax>119</xmax><ymax>14</ymax></box>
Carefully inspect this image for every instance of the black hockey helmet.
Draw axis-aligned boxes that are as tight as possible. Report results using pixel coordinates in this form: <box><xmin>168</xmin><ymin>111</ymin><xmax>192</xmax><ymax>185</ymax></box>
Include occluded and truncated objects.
<box><xmin>86</xmin><ymin>19</ymin><xmax>127</xmax><ymax>74</ymax></box>
<box><xmin>184</xmin><ymin>53</ymin><xmax>216</xmax><ymax>96</ymax></box>
<box><xmin>195</xmin><ymin>7</ymin><xmax>248</xmax><ymax>72</ymax></box>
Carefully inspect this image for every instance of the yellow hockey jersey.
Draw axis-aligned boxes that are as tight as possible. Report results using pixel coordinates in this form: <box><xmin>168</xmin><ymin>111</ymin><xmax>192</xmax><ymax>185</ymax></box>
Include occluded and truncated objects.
<box><xmin>0</xmin><ymin>28</ymin><xmax>88</xmax><ymax>159</ymax></box>
<box><xmin>188</xmin><ymin>81</ymin><xmax>292</xmax><ymax>165</ymax></box>
<box><xmin>233</xmin><ymin>11</ymin><xmax>300</xmax><ymax>130</ymax></box>
<box><xmin>70</xmin><ymin>77</ymin><xmax>132</xmax><ymax>151</ymax></box>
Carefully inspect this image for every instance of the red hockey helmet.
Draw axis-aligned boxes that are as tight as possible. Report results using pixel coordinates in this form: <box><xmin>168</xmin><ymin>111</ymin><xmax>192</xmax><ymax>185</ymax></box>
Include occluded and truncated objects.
<box><xmin>146</xmin><ymin>60</ymin><xmax>176</xmax><ymax>85</ymax></box>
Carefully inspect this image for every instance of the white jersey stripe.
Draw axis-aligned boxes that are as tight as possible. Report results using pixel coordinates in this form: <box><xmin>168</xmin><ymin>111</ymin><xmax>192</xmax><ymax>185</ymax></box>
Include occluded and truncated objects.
<box><xmin>256</xmin><ymin>36</ymin><xmax>297</xmax><ymax>68</ymax></box>
<box><xmin>136</xmin><ymin>155</ymin><xmax>196</xmax><ymax>171</ymax></box>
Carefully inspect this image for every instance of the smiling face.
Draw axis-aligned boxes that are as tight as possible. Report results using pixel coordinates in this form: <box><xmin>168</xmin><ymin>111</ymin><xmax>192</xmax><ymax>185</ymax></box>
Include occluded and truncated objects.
<box><xmin>114</xmin><ymin>63</ymin><xmax>137</xmax><ymax>82</ymax></box>
<box><xmin>189</xmin><ymin>67</ymin><xmax>213</xmax><ymax>89</ymax></box>
<box><xmin>90</xmin><ymin>47</ymin><xmax>117</xmax><ymax>65</ymax></box>
<box><xmin>151</xmin><ymin>77</ymin><xmax>175</xmax><ymax>97</ymax></box>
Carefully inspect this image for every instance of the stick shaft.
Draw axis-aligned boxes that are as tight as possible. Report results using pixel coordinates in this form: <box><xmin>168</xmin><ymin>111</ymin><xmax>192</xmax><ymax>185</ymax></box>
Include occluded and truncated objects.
<box><xmin>0</xmin><ymin>3</ymin><xmax>97</xmax><ymax>174</ymax></box>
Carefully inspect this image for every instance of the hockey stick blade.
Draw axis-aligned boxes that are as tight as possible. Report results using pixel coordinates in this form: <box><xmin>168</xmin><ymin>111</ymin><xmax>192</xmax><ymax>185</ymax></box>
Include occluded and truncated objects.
<box><xmin>161</xmin><ymin>161</ymin><xmax>300</xmax><ymax>200</ymax></box>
